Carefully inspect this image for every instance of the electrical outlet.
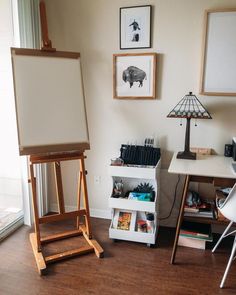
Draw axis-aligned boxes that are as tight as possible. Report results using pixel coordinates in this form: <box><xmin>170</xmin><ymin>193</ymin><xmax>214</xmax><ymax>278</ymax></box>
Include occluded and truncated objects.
<box><xmin>94</xmin><ymin>176</ymin><xmax>101</xmax><ymax>185</ymax></box>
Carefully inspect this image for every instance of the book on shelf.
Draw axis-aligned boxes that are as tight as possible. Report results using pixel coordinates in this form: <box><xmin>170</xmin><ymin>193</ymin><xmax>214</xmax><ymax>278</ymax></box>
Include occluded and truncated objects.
<box><xmin>180</xmin><ymin>221</ymin><xmax>213</xmax><ymax>240</ymax></box>
<box><xmin>184</xmin><ymin>210</ymin><xmax>215</xmax><ymax>219</ymax></box>
<box><xmin>184</xmin><ymin>200</ymin><xmax>211</xmax><ymax>212</ymax></box>
<box><xmin>184</xmin><ymin>206</ymin><xmax>199</xmax><ymax>213</ymax></box>
<box><xmin>128</xmin><ymin>191</ymin><xmax>152</xmax><ymax>202</ymax></box>
<box><xmin>178</xmin><ymin>236</ymin><xmax>207</xmax><ymax>250</ymax></box>
<box><xmin>112</xmin><ymin>209</ymin><xmax>137</xmax><ymax>231</ymax></box>
<box><xmin>178</xmin><ymin>221</ymin><xmax>213</xmax><ymax>249</ymax></box>
<box><xmin>117</xmin><ymin>211</ymin><xmax>132</xmax><ymax>230</ymax></box>
<box><xmin>184</xmin><ymin>200</ymin><xmax>217</xmax><ymax>219</ymax></box>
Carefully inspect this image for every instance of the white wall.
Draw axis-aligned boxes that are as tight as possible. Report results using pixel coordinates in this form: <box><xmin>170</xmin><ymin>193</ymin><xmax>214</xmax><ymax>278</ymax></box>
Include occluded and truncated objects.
<box><xmin>45</xmin><ymin>0</ymin><xmax>236</xmax><ymax>226</ymax></box>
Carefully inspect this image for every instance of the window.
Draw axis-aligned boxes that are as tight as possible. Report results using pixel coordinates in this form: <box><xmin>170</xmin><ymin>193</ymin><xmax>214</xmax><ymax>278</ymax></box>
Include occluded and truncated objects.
<box><xmin>0</xmin><ymin>0</ymin><xmax>24</xmax><ymax>237</ymax></box>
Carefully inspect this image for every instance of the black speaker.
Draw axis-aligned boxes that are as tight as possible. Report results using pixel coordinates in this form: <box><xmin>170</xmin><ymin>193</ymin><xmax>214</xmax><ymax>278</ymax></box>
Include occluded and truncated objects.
<box><xmin>224</xmin><ymin>144</ymin><xmax>233</xmax><ymax>157</ymax></box>
<box><xmin>233</xmin><ymin>138</ymin><xmax>236</xmax><ymax>161</ymax></box>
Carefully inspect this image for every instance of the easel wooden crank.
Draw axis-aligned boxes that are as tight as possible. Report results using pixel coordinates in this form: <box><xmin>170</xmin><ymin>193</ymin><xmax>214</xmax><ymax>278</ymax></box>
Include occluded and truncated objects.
<box><xmin>11</xmin><ymin>0</ymin><xmax>104</xmax><ymax>274</ymax></box>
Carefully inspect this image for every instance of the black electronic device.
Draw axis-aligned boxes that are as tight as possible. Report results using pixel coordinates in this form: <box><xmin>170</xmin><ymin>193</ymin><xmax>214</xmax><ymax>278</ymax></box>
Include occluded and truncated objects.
<box><xmin>120</xmin><ymin>144</ymin><xmax>161</xmax><ymax>166</ymax></box>
<box><xmin>232</xmin><ymin>137</ymin><xmax>236</xmax><ymax>161</ymax></box>
<box><xmin>224</xmin><ymin>144</ymin><xmax>233</xmax><ymax>157</ymax></box>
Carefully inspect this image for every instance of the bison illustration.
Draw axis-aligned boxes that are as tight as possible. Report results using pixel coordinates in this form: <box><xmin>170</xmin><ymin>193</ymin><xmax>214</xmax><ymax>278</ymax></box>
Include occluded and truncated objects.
<box><xmin>122</xmin><ymin>66</ymin><xmax>146</xmax><ymax>88</ymax></box>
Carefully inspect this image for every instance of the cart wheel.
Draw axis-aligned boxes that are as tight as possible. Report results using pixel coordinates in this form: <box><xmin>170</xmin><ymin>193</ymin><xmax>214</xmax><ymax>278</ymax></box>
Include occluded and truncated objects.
<box><xmin>147</xmin><ymin>243</ymin><xmax>155</xmax><ymax>248</ymax></box>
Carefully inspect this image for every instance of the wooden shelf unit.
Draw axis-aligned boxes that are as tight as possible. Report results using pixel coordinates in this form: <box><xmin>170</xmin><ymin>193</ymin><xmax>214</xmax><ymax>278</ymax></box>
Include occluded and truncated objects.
<box><xmin>168</xmin><ymin>152</ymin><xmax>236</xmax><ymax>264</ymax></box>
<box><xmin>183</xmin><ymin>190</ymin><xmax>231</xmax><ymax>225</ymax></box>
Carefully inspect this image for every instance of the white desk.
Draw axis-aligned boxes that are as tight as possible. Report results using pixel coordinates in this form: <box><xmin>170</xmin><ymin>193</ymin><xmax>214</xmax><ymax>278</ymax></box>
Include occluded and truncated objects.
<box><xmin>168</xmin><ymin>153</ymin><xmax>236</xmax><ymax>264</ymax></box>
<box><xmin>169</xmin><ymin>153</ymin><xmax>236</xmax><ymax>179</ymax></box>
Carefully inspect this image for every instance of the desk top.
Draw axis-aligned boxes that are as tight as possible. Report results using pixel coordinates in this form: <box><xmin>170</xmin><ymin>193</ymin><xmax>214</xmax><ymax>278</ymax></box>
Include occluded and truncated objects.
<box><xmin>168</xmin><ymin>152</ymin><xmax>236</xmax><ymax>179</ymax></box>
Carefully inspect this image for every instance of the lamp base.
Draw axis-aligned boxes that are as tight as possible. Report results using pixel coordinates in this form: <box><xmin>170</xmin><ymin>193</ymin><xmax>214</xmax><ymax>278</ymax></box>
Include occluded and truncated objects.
<box><xmin>177</xmin><ymin>151</ymin><xmax>196</xmax><ymax>160</ymax></box>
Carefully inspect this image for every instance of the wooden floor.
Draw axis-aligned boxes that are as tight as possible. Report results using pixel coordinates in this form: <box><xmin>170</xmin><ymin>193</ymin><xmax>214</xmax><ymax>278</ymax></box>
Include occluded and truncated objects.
<box><xmin>0</xmin><ymin>218</ymin><xmax>235</xmax><ymax>295</ymax></box>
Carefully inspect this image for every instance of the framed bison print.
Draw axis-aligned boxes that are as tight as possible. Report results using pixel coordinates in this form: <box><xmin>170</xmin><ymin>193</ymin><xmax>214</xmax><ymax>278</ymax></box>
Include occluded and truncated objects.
<box><xmin>120</xmin><ymin>5</ymin><xmax>152</xmax><ymax>49</ymax></box>
<box><xmin>113</xmin><ymin>53</ymin><xmax>157</xmax><ymax>99</ymax></box>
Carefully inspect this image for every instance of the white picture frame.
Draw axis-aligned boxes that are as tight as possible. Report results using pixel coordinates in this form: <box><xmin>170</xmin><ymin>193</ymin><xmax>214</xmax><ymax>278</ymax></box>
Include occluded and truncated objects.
<box><xmin>200</xmin><ymin>8</ymin><xmax>236</xmax><ymax>96</ymax></box>
<box><xmin>120</xmin><ymin>5</ymin><xmax>151</xmax><ymax>49</ymax></box>
<box><xmin>113</xmin><ymin>53</ymin><xmax>157</xmax><ymax>99</ymax></box>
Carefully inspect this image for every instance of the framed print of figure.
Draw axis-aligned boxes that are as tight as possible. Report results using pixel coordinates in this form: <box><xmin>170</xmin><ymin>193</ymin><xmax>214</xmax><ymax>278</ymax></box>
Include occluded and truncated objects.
<box><xmin>120</xmin><ymin>5</ymin><xmax>152</xmax><ymax>49</ymax></box>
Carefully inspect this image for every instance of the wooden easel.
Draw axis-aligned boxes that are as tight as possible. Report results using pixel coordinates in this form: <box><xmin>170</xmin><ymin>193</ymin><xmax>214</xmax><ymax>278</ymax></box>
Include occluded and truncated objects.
<box><xmin>29</xmin><ymin>152</ymin><xmax>103</xmax><ymax>274</ymax></box>
<box><xmin>28</xmin><ymin>1</ymin><xmax>103</xmax><ymax>274</ymax></box>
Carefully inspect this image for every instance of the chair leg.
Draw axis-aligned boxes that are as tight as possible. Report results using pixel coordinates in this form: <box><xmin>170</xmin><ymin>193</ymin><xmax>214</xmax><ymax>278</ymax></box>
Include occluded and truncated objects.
<box><xmin>212</xmin><ymin>221</ymin><xmax>234</xmax><ymax>253</ymax></box>
<box><xmin>220</xmin><ymin>234</ymin><xmax>236</xmax><ymax>288</ymax></box>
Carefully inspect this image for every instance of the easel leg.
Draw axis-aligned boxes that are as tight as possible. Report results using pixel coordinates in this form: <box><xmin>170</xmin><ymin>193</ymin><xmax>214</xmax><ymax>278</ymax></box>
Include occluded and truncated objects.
<box><xmin>78</xmin><ymin>155</ymin><xmax>104</xmax><ymax>257</ymax></box>
<box><xmin>54</xmin><ymin>162</ymin><xmax>65</xmax><ymax>214</ymax></box>
<box><xmin>77</xmin><ymin>171</ymin><xmax>82</xmax><ymax>229</ymax></box>
<box><xmin>80</xmin><ymin>157</ymin><xmax>92</xmax><ymax>239</ymax></box>
<box><xmin>30</xmin><ymin>233</ymin><xmax>46</xmax><ymax>275</ymax></box>
<box><xmin>171</xmin><ymin>175</ymin><xmax>190</xmax><ymax>264</ymax></box>
<box><xmin>80</xmin><ymin>225</ymin><xmax>104</xmax><ymax>258</ymax></box>
<box><xmin>29</xmin><ymin>152</ymin><xmax>104</xmax><ymax>274</ymax></box>
<box><xmin>29</xmin><ymin>163</ymin><xmax>42</xmax><ymax>252</ymax></box>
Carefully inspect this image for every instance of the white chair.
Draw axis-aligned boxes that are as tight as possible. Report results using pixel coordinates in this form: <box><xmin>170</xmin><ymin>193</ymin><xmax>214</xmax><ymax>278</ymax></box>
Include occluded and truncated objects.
<box><xmin>212</xmin><ymin>183</ymin><xmax>236</xmax><ymax>288</ymax></box>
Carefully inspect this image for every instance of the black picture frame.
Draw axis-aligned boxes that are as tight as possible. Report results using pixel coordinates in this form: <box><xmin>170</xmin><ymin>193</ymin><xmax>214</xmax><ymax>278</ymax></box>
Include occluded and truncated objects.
<box><xmin>120</xmin><ymin>5</ymin><xmax>152</xmax><ymax>50</ymax></box>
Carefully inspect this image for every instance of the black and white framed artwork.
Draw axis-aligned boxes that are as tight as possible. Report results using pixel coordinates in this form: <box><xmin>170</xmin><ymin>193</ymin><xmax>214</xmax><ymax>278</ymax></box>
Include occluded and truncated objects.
<box><xmin>120</xmin><ymin>5</ymin><xmax>152</xmax><ymax>49</ymax></box>
<box><xmin>113</xmin><ymin>53</ymin><xmax>157</xmax><ymax>99</ymax></box>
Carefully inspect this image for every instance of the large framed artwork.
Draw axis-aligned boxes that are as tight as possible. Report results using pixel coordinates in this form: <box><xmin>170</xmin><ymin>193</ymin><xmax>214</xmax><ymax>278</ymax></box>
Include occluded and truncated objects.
<box><xmin>200</xmin><ymin>8</ymin><xmax>236</xmax><ymax>96</ymax></box>
<box><xmin>113</xmin><ymin>53</ymin><xmax>157</xmax><ymax>99</ymax></box>
<box><xmin>120</xmin><ymin>5</ymin><xmax>152</xmax><ymax>49</ymax></box>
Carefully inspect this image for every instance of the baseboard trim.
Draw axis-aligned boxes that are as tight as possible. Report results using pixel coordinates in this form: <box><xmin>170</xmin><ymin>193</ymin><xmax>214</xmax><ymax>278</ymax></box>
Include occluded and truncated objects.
<box><xmin>90</xmin><ymin>208</ymin><xmax>111</xmax><ymax>219</ymax></box>
<box><xmin>50</xmin><ymin>203</ymin><xmax>111</xmax><ymax>220</ymax></box>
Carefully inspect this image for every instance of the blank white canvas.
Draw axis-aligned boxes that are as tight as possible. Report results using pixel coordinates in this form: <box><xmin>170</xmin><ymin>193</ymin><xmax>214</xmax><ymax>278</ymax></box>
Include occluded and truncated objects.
<box><xmin>204</xmin><ymin>11</ymin><xmax>236</xmax><ymax>93</ymax></box>
<box><xmin>12</xmin><ymin>54</ymin><xmax>89</xmax><ymax>152</ymax></box>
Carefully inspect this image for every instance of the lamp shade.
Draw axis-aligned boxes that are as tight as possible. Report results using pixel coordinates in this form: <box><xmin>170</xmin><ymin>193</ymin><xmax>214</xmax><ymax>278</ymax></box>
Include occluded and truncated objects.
<box><xmin>167</xmin><ymin>92</ymin><xmax>212</xmax><ymax>160</ymax></box>
<box><xmin>167</xmin><ymin>92</ymin><xmax>212</xmax><ymax>119</ymax></box>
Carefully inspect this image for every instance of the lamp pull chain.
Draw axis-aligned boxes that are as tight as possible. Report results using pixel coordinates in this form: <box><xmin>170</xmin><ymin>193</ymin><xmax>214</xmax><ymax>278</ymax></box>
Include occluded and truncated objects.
<box><xmin>195</xmin><ymin>119</ymin><xmax>197</xmax><ymax>127</ymax></box>
<box><xmin>180</xmin><ymin>118</ymin><xmax>183</xmax><ymax>126</ymax></box>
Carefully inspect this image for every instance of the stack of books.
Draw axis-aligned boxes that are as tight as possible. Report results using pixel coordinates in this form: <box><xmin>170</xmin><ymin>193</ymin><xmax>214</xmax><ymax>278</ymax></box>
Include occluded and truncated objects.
<box><xmin>184</xmin><ymin>200</ymin><xmax>216</xmax><ymax>219</ymax></box>
<box><xmin>178</xmin><ymin>221</ymin><xmax>213</xmax><ymax>249</ymax></box>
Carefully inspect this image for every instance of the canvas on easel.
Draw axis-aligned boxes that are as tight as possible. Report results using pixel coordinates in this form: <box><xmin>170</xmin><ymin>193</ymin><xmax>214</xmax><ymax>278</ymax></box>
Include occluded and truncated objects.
<box><xmin>11</xmin><ymin>48</ymin><xmax>90</xmax><ymax>156</ymax></box>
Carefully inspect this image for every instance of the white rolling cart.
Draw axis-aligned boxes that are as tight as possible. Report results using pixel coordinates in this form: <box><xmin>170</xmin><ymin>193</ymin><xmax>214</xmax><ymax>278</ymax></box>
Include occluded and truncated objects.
<box><xmin>109</xmin><ymin>159</ymin><xmax>161</xmax><ymax>247</ymax></box>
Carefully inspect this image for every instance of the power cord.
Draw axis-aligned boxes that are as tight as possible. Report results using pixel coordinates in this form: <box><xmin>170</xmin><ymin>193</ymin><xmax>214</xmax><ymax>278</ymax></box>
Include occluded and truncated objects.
<box><xmin>158</xmin><ymin>174</ymin><xmax>181</xmax><ymax>220</ymax></box>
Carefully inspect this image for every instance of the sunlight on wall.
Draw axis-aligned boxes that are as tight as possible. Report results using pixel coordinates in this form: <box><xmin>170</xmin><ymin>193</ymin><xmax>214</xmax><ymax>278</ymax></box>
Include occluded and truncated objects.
<box><xmin>0</xmin><ymin>0</ymin><xmax>22</xmax><ymax>208</ymax></box>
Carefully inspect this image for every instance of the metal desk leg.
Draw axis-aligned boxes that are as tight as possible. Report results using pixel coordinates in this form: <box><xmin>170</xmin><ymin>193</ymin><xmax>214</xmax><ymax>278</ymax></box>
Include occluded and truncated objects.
<box><xmin>171</xmin><ymin>174</ymin><xmax>190</xmax><ymax>264</ymax></box>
